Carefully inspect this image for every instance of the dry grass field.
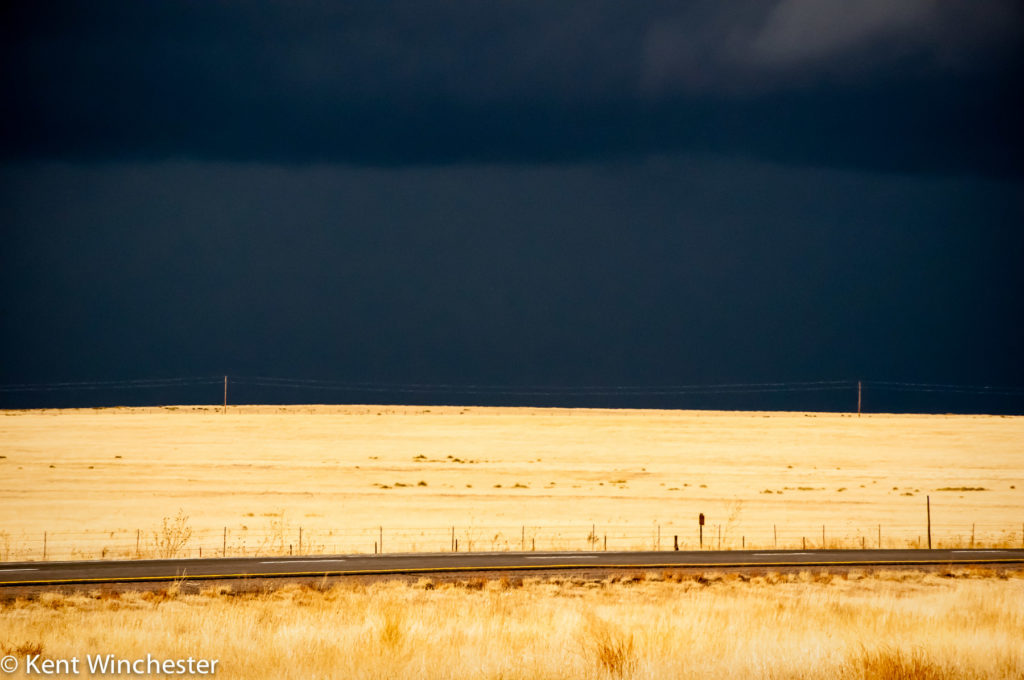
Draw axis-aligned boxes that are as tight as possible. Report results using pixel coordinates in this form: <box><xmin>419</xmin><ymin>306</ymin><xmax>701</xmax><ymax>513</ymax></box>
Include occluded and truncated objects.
<box><xmin>1</xmin><ymin>568</ymin><xmax>1022</xmax><ymax>679</ymax></box>
<box><xmin>1</xmin><ymin>405</ymin><xmax>1022</xmax><ymax>559</ymax></box>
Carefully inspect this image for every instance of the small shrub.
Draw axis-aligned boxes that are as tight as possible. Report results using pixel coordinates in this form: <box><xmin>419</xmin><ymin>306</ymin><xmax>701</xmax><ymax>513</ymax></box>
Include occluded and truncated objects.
<box><xmin>151</xmin><ymin>510</ymin><xmax>193</xmax><ymax>559</ymax></box>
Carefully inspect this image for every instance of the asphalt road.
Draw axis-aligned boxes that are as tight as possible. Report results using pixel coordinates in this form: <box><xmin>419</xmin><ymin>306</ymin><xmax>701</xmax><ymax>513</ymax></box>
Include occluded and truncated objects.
<box><xmin>1</xmin><ymin>549</ymin><xmax>1022</xmax><ymax>587</ymax></box>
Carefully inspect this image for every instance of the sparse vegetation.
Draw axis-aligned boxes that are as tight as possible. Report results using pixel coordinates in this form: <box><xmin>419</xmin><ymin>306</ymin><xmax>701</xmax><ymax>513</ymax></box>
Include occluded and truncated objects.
<box><xmin>150</xmin><ymin>510</ymin><xmax>193</xmax><ymax>558</ymax></box>
<box><xmin>1</xmin><ymin>406</ymin><xmax>1022</xmax><ymax>559</ymax></box>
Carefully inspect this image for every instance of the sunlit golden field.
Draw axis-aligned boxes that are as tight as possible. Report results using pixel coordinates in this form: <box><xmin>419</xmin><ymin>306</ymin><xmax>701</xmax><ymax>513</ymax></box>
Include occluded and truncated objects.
<box><xmin>1</xmin><ymin>569</ymin><xmax>1023</xmax><ymax>679</ymax></box>
<box><xmin>1</xmin><ymin>405</ymin><xmax>1022</xmax><ymax>560</ymax></box>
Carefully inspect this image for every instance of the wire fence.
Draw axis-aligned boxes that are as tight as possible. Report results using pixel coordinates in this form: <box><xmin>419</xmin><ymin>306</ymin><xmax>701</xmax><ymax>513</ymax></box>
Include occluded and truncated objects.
<box><xmin>1</xmin><ymin>521</ymin><xmax>1021</xmax><ymax>563</ymax></box>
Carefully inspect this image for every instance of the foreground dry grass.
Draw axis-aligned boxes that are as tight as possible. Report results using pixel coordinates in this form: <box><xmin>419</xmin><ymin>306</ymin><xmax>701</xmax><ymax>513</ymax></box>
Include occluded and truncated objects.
<box><xmin>2</xmin><ymin>569</ymin><xmax>1023</xmax><ymax>679</ymax></box>
<box><xmin>1</xmin><ymin>405</ymin><xmax>1022</xmax><ymax>559</ymax></box>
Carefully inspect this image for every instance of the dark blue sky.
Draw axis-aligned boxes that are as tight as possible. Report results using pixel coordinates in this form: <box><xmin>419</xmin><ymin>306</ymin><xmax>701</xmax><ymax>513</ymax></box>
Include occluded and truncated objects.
<box><xmin>2</xmin><ymin>1</ymin><xmax>1022</xmax><ymax>412</ymax></box>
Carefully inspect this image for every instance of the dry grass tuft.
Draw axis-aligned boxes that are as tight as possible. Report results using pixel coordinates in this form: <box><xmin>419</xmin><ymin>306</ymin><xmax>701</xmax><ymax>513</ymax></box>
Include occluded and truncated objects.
<box><xmin>1</xmin><ymin>640</ymin><xmax>44</xmax><ymax>656</ymax></box>
<box><xmin>377</xmin><ymin>604</ymin><xmax>405</xmax><ymax>649</ymax></box>
<box><xmin>499</xmin><ymin>575</ymin><xmax>524</xmax><ymax>590</ymax></box>
<box><xmin>855</xmin><ymin>646</ymin><xmax>951</xmax><ymax>680</ymax></box>
<box><xmin>579</xmin><ymin>614</ymin><xmax>636</xmax><ymax>677</ymax></box>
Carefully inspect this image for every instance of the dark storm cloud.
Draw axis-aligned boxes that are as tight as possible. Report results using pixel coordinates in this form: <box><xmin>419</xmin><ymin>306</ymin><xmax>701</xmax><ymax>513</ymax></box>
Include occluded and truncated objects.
<box><xmin>3</xmin><ymin>158</ymin><xmax>1022</xmax><ymax>395</ymax></box>
<box><xmin>2</xmin><ymin>1</ymin><xmax>1021</xmax><ymax>174</ymax></box>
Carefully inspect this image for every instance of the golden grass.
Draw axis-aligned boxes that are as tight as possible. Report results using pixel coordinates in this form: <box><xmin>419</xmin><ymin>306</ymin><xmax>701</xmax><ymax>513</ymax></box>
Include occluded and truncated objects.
<box><xmin>1</xmin><ymin>569</ymin><xmax>1022</xmax><ymax>679</ymax></box>
<box><xmin>1</xmin><ymin>405</ymin><xmax>1022</xmax><ymax>559</ymax></box>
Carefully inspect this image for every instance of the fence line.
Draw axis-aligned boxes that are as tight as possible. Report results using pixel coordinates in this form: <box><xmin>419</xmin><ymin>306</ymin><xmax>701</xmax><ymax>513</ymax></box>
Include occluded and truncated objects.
<box><xmin>1</xmin><ymin>521</ymin><xmax>1021</xmax><ymax>563</ymax></box>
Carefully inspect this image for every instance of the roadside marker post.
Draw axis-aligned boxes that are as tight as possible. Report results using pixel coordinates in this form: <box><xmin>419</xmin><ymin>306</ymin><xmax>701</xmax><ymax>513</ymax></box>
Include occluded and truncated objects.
<box><xmin>698</xmin><ymin>513</ymin><xmax>705</xmax><ymax>549</ymax></box>
<box><xmin>926</xmin><ymin>496</ymin><xmax>932</xmax><ymax>550</ymax></box>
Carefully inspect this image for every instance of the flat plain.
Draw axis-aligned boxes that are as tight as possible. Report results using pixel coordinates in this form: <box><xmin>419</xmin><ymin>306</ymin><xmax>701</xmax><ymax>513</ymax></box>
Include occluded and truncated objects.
<box><xmin>1</xmin><ymin>405</ymin><xmax>1021</xmax><ymax>560</ymax></box>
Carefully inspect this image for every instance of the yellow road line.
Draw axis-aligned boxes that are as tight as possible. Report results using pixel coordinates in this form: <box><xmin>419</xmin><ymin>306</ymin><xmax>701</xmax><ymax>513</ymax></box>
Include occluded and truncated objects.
<box><xmin>1</xmin><ymin>558</ymin><xmax>1022</xmax><ymax>587</ymax></box>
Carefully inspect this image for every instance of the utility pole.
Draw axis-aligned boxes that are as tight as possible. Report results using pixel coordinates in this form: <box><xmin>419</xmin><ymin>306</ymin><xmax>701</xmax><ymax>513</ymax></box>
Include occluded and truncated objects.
<box><xmin>857</xmin><ymin>380</ymin><xmax>862</xmax><ymax>417</ymax></box>
<box><xmin>223</xmin><ymin>376</ymin><xmax>228</xmax><ymax>414</ymax></box>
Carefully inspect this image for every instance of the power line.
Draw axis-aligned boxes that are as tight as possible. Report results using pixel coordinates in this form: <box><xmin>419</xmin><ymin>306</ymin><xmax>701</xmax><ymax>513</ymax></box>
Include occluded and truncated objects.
<box><xmin>2</xmin><ymin>376</ymin><xmax>1023</xmax><ymax>398</ymax></box>
<box><xmin>0</xmin><ymin>377</ymin><xmax>221</xmax><ymax>393</ymax></box>
<box><xmin>231</xmin><ymin>376</ymin><xmax>854</xmax><ymax>396</ymax></box>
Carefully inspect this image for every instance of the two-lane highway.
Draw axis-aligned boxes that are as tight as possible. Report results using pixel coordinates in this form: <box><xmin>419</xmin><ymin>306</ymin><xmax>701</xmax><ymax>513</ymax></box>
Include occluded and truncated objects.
<box><xmin>2</xmin><ymin>549</ymin><xmax>1022</xmax><ymax>587</ymax></box>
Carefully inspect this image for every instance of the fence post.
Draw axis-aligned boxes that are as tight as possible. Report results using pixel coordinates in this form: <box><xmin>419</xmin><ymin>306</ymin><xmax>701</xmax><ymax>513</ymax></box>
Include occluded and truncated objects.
<box><xmin>802</xmin><ymin>536</ymin><xmax>806</xmax><ymax>550</ymax></box>
<box><xmin>971</xmin><ymin>523</ymin><xmax>975</xmax><ymax>548</ymax></box>
<box><xmin>604</xmin><ymin>534</ymin><xmax>607</xmax><ymax>551</ymax></box>
<box><xmin>657</xmin><ymin>524</ymin><xmax>661</xmax><ymax>551</ymax></box>
<box><xmin>223</xmin><ymin>527</ymin><xmax>227</xmax><ymax>557</ymax></box>
<box><xmin>926</xmin><ymin>496</ymin><xmax>931</xmax><ymax>550</ymax></box>
<box><xmin>452</xmin><ymin>526</ymin><xmax>456</xmax><ymax>552</ymax></box>
<box><xmin>674</xmin><ymin>535</ymin><xmax>679</xmax><ymax>551</ymax></box>
<box><xmin>717</xmin><ymin>525</ymin><xmax>721</xmax><ymax>551</ymax></box>
<box><xmin>773</xmin><ymin>524</ymin><xmax>777</xmax><ymax>548</ymax></box>
<box><xmin>742</xmin><ymin>536</ymin><xmax>745</xmax><ymax>549</ymax></box>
